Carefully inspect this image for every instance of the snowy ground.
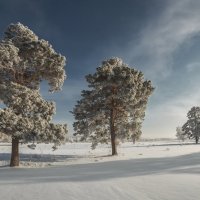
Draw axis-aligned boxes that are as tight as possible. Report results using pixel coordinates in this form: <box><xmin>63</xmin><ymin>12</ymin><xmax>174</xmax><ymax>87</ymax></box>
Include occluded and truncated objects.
<box><xmin>1</xmin><ymin>141</ymin><xmax>200</xmax><ymax>200</ymax></box>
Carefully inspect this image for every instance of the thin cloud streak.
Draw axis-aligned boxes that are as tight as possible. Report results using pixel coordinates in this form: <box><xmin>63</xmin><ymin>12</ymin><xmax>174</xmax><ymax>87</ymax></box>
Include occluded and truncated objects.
<box><xmin>129</xmin><ymin>0</ymin><xmax>200</xmax><ymax>80</ymax></box>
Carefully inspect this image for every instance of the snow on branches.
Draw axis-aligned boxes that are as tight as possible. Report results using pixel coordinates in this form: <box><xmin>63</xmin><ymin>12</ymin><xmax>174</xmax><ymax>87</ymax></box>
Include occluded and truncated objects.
<box><xmin>0</xmin><ymin>82</ymin><xmax>67</xmax><ymax>145</ymax></box>
<box><xmin>72</xmin><ymin>57</ymin><xmax>154</xmax><ymax>155</ymax></box>
<box><xmin>182</xmin><ymin>106</ymin><xmax>200</xmax><ymax>144</ymax></box>
<box><xmin>0</xmin><ymin>23</ymin><xmax>67</xmax><ymax>166</ymax></box>
<box><xmin>2</xmin><ymin>22</ymin><xmax>66</xmax><ymax>92</ymax></box>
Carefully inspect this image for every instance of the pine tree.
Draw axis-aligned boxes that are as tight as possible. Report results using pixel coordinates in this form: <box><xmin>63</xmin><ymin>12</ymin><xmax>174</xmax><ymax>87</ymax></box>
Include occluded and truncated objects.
<box><xmin>182</xmin><ymin>106</ymin><xmax>200</xmax><ymax>144</ymax></box>
<box><xmin>72</xmin><ymin>58</ymin><xmax>154</xmax><ymax>155</ymax></box>
<box><xmin>0</xmin><ymin>23</ymin><xmax>67</xmax><ymax>166</ymax></box>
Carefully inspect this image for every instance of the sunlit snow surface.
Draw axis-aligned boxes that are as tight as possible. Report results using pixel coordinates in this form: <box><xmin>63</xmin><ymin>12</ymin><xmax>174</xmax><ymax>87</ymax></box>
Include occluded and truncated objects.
<box><xmin>1</xmin><ymin>141</ymin><xmax>200</xmax><ymax>200</ymax></box>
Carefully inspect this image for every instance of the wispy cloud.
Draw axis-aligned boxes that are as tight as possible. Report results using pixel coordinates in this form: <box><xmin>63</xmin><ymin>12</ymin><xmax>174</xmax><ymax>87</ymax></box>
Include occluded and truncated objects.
<box><xmin>129</xmin><ymin>0</ymin><xmax>200</xmax><ymax>80</ymax></box>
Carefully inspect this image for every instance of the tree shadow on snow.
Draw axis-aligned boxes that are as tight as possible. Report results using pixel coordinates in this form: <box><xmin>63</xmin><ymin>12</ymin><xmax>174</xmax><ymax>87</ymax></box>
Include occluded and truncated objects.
<box><xmin>0</xmin><ymin>153</ymin><xmax>81</xmax><ymax>166</ymax></box>
<box><xmin>0</xmin><ymin>151</ymin><xmax>200</xmax><ymax>184</ymax></box>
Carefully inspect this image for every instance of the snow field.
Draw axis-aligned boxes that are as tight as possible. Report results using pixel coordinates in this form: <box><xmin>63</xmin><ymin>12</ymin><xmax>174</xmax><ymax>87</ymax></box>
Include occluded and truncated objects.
<box><xmin>0</xmin><ymin>141</ymin><xmax>200</xmax><ymax>200</ymax></box>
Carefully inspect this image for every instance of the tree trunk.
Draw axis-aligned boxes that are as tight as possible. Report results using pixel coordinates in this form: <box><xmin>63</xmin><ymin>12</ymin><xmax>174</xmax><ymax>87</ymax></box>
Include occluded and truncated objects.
<box><xmin>195</xmin><ymin>136</ymin><xmax>199</xmax><ymax>144</ymax></box>
<box><xmin>110</xmin><ymin>109</ymin><xmax>117</xmax><ymax>155</ymax></box>
<box><xmin>10</xmin><ymin>138</ymin><xmax>19</xmax><ymax>167</ymax></box>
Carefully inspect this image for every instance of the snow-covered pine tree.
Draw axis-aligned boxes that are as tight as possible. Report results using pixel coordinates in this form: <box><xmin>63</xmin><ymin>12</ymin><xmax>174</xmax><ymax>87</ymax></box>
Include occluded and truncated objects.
<box><xmin>0</xmin><ymin>23</ymin><xmax>67</xmax><ymax>166</ymax></box>
<box><xmin>72</xmin><ymin>58</ymin><xmax>154</xmax><ymax>155</ymax></box>
<box><xmin>182</xmin><ymin>106</ymin><xmax>200</xmax><ymax>144</ymax></box>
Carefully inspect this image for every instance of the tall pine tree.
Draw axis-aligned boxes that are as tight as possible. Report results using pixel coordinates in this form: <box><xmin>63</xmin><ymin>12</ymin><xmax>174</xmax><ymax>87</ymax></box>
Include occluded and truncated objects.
<box><xmin>0</xmin><ymin>23</ymin><xmax>67</xmax><ymax>166</ymax></box>
<box><xmin>72</xmin><ymin>58</ymin><xmax>154</xmax><ymax>155</ymax></box>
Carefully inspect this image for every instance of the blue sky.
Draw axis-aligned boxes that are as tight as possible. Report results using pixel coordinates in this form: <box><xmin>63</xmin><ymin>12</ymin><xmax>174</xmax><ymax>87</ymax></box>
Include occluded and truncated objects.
<box><xmin>1</xmin><ymin>0</ymin><xmax>200</xmax><ymax>138</ymax></box>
